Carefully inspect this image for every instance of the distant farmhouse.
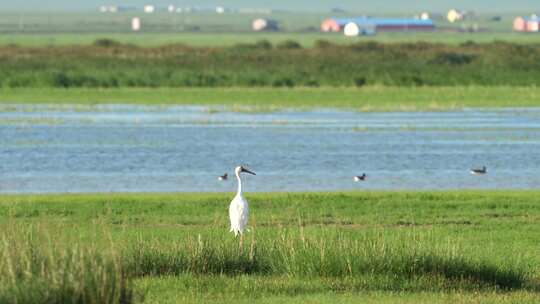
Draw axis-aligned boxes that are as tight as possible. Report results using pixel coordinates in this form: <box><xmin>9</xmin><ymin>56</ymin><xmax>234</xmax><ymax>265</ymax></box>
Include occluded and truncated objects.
<box><xmin>446</xmin><ymin>9</ymin><xmax>475</xmax><ymax>23</ymax></box>
<box><xmin>144</xmin><ymin>5</ymin><xmax>155</xmax><ymax>13</ymax></box>
<box><xmin>99</xmin><ymin>5</ymin><xmax>136</xmax><ymax>12</ymax></box>
<box><xmin>514</xmin><ymin>15</ymin><xmax>540</xmax><ymax>32</ymax></box>
<box><xmin>321</xmin><ymin>17</ymin><xmax>434</xmax><ymax>36</ymax></box>
<box><xmin>447</xmin><ymin>9</ymin><xmax>462</xmax><ymax>23</ymax></box>
<box><xmin>252</xmin><ymin>18</ymin><xmax>279</xmax><ymax>31</ymax></box>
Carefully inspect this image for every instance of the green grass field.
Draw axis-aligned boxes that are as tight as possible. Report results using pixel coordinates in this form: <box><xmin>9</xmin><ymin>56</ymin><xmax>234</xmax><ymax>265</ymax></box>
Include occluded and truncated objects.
<box><xmin>3</xmin><ymin>31</ymin><xmax>540</xmax><ymax>47</ymax></box>
<box><xmin>0</xmin><ymin>10</ymin><xmax>536</xmax><ymax>47</ymax></box>
<box><xmin>1</xmin><ymin>86</ymin><xmax>540</xmax><ymax>111</ymax></box>
<box><xmin>0</xmin><ymin>192</ymin><xmax>539</xmax><ymax>303</ymax></box>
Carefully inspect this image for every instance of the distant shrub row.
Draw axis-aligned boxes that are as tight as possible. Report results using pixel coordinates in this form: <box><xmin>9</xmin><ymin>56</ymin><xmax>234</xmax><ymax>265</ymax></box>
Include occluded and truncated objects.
<box><xmin>1</xmin><ymin>40</ymin><xmax>540</xmax><ymax>88</ymax></box>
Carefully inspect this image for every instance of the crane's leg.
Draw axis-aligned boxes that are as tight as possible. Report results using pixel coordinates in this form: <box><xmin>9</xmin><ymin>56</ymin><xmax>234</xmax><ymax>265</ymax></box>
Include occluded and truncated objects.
<box><xmin>238</xmin><ymin>233</ymin><xmax>244</xmax><ymax>251</ymax></box>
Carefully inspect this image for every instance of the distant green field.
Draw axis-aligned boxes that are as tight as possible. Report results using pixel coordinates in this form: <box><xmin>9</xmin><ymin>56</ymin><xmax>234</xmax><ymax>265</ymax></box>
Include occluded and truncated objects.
<box><xmin>0</xmin><ymin>11</ymin><xmax>538</xmax><ymax>47</ymax></box>
<box><xmin>0</xmin><ymin>11</ymin><xmax>516</xmax><ymax>34</ymax></box>
<box><xmin>0</xmin><ymin>192</ymin><xmax>539</xmax><ymax>303</ymax></box>
<box><xmin>2</xmin><ymin>31</ymin><xmax>540</xmax><ymax>47</ymax></box>
<box><xmin>1</xmin><ymin>86</ymin><xmax>539</xmax><ymax>111</ymax></box>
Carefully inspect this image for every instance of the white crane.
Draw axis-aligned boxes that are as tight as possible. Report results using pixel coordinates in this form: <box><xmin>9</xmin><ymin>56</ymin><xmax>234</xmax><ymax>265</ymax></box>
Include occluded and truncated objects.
<box><xmin>229</xmin><ymin>165</ymin><xmax>256</xmax><ymax>237</ymax></box>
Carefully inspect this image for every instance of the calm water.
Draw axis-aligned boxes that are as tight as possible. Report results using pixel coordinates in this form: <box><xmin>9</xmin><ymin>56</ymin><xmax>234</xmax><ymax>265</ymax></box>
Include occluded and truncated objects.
<box><xmin>1</xmin><ymin>104</ymin><xmax>539</xmax><ymax>193</ymax></box>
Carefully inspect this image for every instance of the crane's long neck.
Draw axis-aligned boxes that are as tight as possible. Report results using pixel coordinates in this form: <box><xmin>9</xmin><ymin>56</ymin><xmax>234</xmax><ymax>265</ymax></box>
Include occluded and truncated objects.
<box><xmin>235</xmin><ymin>172</ymin><xmax>242</xmax><ymax>196</ymax></box>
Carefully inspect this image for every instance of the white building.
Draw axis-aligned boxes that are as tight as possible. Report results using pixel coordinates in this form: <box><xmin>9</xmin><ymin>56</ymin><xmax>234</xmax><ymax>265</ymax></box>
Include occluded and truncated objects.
<box><xmin>343</xmin><ymin>22</ymin><xmax>376</xmax><ymax>36</ymax></box>
<box><xmin>131</xmin><ymin>17</ymin><xmax>141</xmax><ymax>31</ymax></box>
<box><xmin>252</xmin><ymin>18</ymin><xmax>278</xmax><ymax>31</ymax></box>
<box><xmin>144</xmin><ymin>5</ymin><xmax>155</xmax><ymax>13</ymax></box>
<box><xmin>447</xmin><ymin>9</ymin><xmax>463</xmax><ymax>23</ymax></box>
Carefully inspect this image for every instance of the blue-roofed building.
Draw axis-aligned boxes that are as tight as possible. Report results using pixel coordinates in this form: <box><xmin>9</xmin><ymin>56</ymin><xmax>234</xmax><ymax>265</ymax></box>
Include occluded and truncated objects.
<box><xmin>321</xmin><ymin>17</ymin><xmax>435</xmax><ymax>34</ymax></box>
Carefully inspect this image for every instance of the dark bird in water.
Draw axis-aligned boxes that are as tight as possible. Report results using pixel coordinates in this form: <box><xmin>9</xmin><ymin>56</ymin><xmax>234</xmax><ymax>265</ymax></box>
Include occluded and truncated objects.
<box><xmin>218</xmin><ymin>173</ymin><xmax>228</xmax><ymax>181</ymax></box>
<box><xmin>353</xmin><ymin>174</ymin><xmax>367</xmax><ymax>181</ymax></box>
<box><xmin>470</xmin><ymin>166</ymin><xmax>487</xmax><ymax>175</ymax></box>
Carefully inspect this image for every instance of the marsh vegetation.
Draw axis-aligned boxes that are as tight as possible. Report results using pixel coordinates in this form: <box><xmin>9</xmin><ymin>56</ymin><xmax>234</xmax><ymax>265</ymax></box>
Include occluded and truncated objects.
<box><xmin>0</xmin><ymin>192</ymin><xmax>538</xmax><ymax>303</ymax></box>
<box><xmin>2</xmin><ymin>40</ymin><xmax>540</xmax><ymax>89</ymax></box>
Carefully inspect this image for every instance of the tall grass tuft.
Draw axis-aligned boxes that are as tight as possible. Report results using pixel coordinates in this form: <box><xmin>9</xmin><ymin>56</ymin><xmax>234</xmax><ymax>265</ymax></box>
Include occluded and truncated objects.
<box><xmin>0</xmin><ymin>223</ymin><xmax>533</xmax><ymax>298</ymax></box>
<box><xmin>0</xmin><ymin>227</ymin><xmax>135</xmax><ymax>304</ymax></box>
<box><xmin>124</xmin><ymin>230</ymin><xmax>532</xmax><ymax>291</ymax></box>
<box><xmin>126</xmin><ymin>234</ymin><xmax>265</xmax><ymax>277</ymax></box>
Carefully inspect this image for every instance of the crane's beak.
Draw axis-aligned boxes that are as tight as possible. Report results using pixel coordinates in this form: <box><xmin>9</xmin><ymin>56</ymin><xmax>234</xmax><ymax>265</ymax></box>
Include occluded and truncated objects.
<box><xmin>241</xmin><ymin>167</ymin><xmax>256</xmax><ymax>175</ymax></box>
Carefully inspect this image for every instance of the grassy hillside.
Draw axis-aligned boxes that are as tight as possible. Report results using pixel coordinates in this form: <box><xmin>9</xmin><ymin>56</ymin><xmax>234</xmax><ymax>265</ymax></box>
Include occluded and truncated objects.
<box><xmin>0</xmin><ymin>192</ymin><xmax>539</xmax><ymax>303</ymax></box>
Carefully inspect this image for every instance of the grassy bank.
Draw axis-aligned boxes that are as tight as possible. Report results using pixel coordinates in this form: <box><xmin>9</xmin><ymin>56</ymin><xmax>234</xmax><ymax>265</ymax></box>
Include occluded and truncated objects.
<box><xmin>2</xmin><ymin>32</ymin><xmax>540</xmax><ymax>47</ymax></box>
<box><xmin>0</xmin><ymin>192</ymin><xmax>539</xmax><ymax>303</ymax></box>
<box><xmin>3</xmin><ymin>41</ymin><xmax>540</xmax><ymax>88</ymax></box>
<box><xmin>1</xmin><ymin>86</ymin><xmax>540</xmax><ymax>111</ymax></box>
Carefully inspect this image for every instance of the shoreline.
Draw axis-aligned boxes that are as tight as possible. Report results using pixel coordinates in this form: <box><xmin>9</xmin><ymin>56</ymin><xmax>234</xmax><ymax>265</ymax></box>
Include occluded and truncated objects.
<box><xmin>1</xmin><ymin>86</ymin><xmax>540</xmax><ymax>112</ymax></box>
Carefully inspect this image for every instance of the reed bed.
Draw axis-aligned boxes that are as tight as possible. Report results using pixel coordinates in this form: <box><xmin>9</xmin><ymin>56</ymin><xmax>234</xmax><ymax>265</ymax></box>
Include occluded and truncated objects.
<box><xmin>3</xmin><ymin>41</ymin><xmax>540</xmax><ymax>89</ymax></box>
<box><xmin>0</xmin><ymin>225</ymin><xmax>534</xmax><ymax>303</ymax></box>
<box><xmin>0</xmin><ymin>226</ymin><xmax>134</xmax><ymax>304</ymax></box>
<box><xmin>125</xmin><ymin>230</ymin><xmax>531</xmax><ymax>291</ymax></box>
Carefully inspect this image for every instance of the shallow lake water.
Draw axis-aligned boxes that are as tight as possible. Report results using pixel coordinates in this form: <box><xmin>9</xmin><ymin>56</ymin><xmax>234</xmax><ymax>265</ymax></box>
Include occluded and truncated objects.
<box><xmin>1</xmin><ymin>104</ymin><xmax>539</xmax><ymax>193</ymax></box>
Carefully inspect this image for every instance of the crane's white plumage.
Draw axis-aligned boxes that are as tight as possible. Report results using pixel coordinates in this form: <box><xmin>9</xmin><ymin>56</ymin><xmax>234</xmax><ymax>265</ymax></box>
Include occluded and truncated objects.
<box><xmin>229</xmin><ymin>166</ymin><xmax>255</xmax><ymax>236</ymax></box>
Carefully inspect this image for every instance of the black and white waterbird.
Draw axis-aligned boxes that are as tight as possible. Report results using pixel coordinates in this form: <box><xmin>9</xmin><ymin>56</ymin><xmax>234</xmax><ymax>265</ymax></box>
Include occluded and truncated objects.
<box><xmin>353</xmin><ymin>174</ymin><xmax>367</xmax><ymax>182</ymax></box>
<box><xmin>218</xmin><ymin>173</ymin><xmax>228</xmax><ymax>181</ymax></box>
<box><xmin>470</xmin><ymin>166</ymin><xmax>487</xmax><ymax>175</ymax></box>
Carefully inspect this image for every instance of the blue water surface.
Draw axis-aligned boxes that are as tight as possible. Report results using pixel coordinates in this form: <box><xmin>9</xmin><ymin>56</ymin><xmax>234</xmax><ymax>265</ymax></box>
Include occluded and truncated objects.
<box><xmin>0</xmin><ymin>104</ymin><xmax>539</xmax><ymax>193</ymax></box>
